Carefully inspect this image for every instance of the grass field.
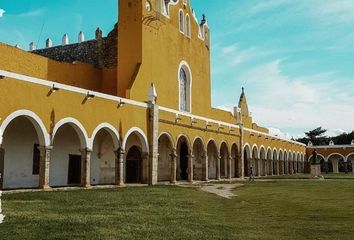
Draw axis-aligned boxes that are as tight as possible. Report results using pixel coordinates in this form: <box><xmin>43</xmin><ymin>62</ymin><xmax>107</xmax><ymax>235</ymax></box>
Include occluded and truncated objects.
<box><xmin>1</xmin><ymin>180</ymin><xmax>354</xmax><ymax>240</ymax></box>
<box><xmin>260</xmin><ymin>173</ymin><xmax>354</xmax><ymax>180</ymax></box>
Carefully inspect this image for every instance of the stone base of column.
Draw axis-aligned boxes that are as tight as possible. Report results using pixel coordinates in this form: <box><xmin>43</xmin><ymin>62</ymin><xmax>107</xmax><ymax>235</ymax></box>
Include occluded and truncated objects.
<box><xmin>310</xmin><ymin>164</ymin><xmax>324</xmax><ymax>179</ymax></box>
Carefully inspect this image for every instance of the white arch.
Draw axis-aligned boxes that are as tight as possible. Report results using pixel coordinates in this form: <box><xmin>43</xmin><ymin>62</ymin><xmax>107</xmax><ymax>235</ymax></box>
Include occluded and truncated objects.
<box><xmin>266</xmin><ymin>147</ymin><xmax>273</xmax><ymax>160</ymax></box>
<box><xmin>122</xmin><ymin>127</ymin><xmax>149</xmax><ymax>153</ymax></box>
<box><xmin>259</xmin><ymin>145</ymin><xmax>266</xmax><ymax>159</ymax></box>
<box><xmin>159</xmin><ymin>132</ymin><xmax>175</xmax><ymax>148</ymax></box>
<box><xmin>192</xmin><ymin>136</ymin><xmax>205</xmax><ymax>151</ymax></box>
<box><xmin>308</xmin><ymin>153</ymin><xmax>326</xmax><ymax>162</ymax></box>
<box><xmin>52</xmin><ymin>117</ymin><xmax>89</xmax><ymax>149</ymax></box>
<box><xmin>327</xmin><ymin>153</ymin><xmax>346</xmax><ymax>162</ymax></box>
<box><xmin>0</xmin><ymin>109</ymin><xmax>50</xmax><ymax>146</ymax></box>
<box><xmin>272</xmin><ymin>148</ymin><xmax>278</xmax><ymax>160</ymax></box>
<box><xmin>346</xmin><ymin>153</ymin><xmax>354</xmax><ymax>161</ymax></box>
<box><xmin>89</xmin><ymin>123</ymin><xmax>120</xmax><ymax>150</ymax></box>
<box><xmin>278</xmin><ymin>149</ymin><xmax>284</xmax><ymax>161</ymax></box>
<box><xmin>251</xmin><ymin>144</ymin><xmax>259</xmax><ymax>159</ymax></box>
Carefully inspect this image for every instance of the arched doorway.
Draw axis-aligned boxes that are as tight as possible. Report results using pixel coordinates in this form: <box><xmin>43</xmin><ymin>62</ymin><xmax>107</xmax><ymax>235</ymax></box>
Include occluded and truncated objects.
<box><xmin>178</xmin><ymin>140</ymin><xmax>189</xmax><ymax>181</ymax></box>
<box><xmin>91</xmin><ymin>126</ymin><xmax>119</xmax><ymax>185</ymax></box>
<box><xmin>192</xmin><ymin>138</ymin><xmax>205</xmax><ymax>181</ymax></box>
<box><xmin>1</xmin><ymin>115</ymin><xmax>47</xmax><ymax>189</ymax></box>
<box><xmin>244</xmin><ymin>145</ymin><xmax>251</xmax><ymax>177</ymax></box>
<box><xmin>231</xmin><ymin>144</ymin><xmax>239</xmax><ymax>178</ymax></box>
<box><xmin>266</xmin><ymin>149</ymin><xmax>272</xmax><ymax>175</ymax></box>
<box><xmin>220</xmin><ymin>142</ymin><xmax>229</xmax><ymax>178</ymax></box>
<box><xmin>51</xmin><ymin>120</ymin><xmax>88</xmax><ymax>187</ymax></box>
<box><xmin>158</xmin><ymin>134</ymin><xmax>173</xmax><ymax>182</ymax></box>
<box><xmin>207</xmin><ymin>140</ymin><xmax>218</xmax><ymax>179</ymax></box>
<box><xmin>273</xmin><ymin>150</ymin><xmax>278</xmax><ymax>175</ymax></box>
<box><xmin>126</xmin><ymin>146</ymin><xmax>142</xmax><ymax>183</ymax></box>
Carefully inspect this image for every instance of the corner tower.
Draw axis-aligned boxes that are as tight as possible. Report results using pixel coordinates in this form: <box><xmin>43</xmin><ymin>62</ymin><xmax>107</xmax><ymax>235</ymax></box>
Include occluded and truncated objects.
<box><xmin>117</xmin><ymin>0</ymin><xmax>211</xmax><ymax>115</ymax></box>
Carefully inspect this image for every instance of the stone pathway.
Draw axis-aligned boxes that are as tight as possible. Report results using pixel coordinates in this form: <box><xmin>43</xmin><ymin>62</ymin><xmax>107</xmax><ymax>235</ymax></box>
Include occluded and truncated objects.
<box><xmin>199</xmin><ymin>183</ymin><xmax>244</xmax><ymax>199</ymax></box>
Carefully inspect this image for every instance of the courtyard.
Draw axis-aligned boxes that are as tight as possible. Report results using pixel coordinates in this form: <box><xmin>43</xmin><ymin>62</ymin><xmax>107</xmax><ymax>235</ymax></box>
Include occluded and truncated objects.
<box><xmin>1</xmin><ymin>178</ymin><xmax>354</xmax><ymax>240</ymax></box>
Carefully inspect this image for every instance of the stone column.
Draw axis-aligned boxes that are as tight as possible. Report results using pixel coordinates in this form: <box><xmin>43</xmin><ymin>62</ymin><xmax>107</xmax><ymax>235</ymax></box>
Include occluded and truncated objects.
<box><xmin>142</xmin><ymin>153</ymin><xmax>149</xmax><ymax>184</ymax></box>
<box><xmin>202</xmin><ymin>151</ymin><xmax>208</xmax><ymax>181</ymax></box>
<box><xmin>115</xmin><ymin>148</ymin><xmax>125</xmax><ymax>186</ymax></box>
<box><xmin>148</xmin><ymin>101</ymin><xmax>159</xmax><ymax>186</ymax></box>
<box><xmin>264</xmin><ymin>159</ymin><xmax>267</xmax><ymax>176</ymax></box>
<box><xmin>80</xmin><ymin>148</ymin><xmax>92</xmax><ymax>188</ymax></box>
<box><xmin>170</xmin><ymin>148</ymin><xmax>177</xmax><ymax>184</ymax></box>
<box><xmin>39</xmin><ymin>146</ymin><xmax>52</xmax><ymax>190</ymax></box>
<box><xmin>227</xmin><ymin>156</ymin><xmax>232</xmax><ymax>179</ymax></box>
<box><xmin>0</xmin><ymin>189</ymin><xmax>4</xmax><ymax>223</ymax></box>
<box><xmin>351</xmin><ymin>160</ymin><xmax>354</xmax><ymax>174</ymax></box>
<box><xmin>216</xmin><ymin>154</ymin><xmax>221</xmax><ymax>180</ymax></box>
<box><xmin>276</xmin><ymin>161</ymin><xmax>280</xmax><ymax>175</ymax></box>
<box><xmin>332</xmin><ymin>159</ymin><xmax>339</xmax><ymax>173</ymax></box>
<box><xmin>188</xmin><ymin>154</ymin><xmax>194</xmax><ymax>182</ymax></box>
<box><xmin>256</xmin><ymin>159</ymin><xmax>263</xmax><ymax>177</ymax></box>
<box><xmin>0</xmin><ymin>147</ymin><xmax>4</xmax><ymax>189</ymax></box>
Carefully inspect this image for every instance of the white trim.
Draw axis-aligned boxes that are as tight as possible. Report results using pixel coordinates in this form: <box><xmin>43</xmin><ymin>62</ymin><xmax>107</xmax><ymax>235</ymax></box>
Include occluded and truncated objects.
<box><xmin>251</xmin><ymin>144</ymin><xmax>259</xmax><ymax>159</ymax></box>
<box><xmin>179</xmin><ymin>9</ymin><xmax>185</xmax><ymax>34</ymax></box>
<box><xmin>52</xmin><ymin>117</ymin><xmax>89</xmax><ymax>149</ymax></box>
<box><xmin>346</xmin><ymin>153</ymin><xmax>354</xmax><ymax>161</ymax></box>
<box><xmin>192</xmin><ymin>136</ymin><xmax>205</xmax><ymax>151</ymax></box>
<box><xmin>1</xmin><ymin>70</ymin><xmax>306</xmax><ymax>148</ymax></box>
<box><xmin>185</xmin><ymin>13</ymin><xmax>191</xmax><ymax>38</ymax></box>
<box><xmin>272</xmin><ymin>148</ymin><xmax>278</xmax><ymax>160</ymax></box>
<box><xmin>327</xmin><ymin>153</ymin><xmax>346</xmax><ymax>161</ymax></box>
<box><xmin>158</xmin><ymin>132</ymin><xmax>175</xmax><ymax>148</ymax></box>
<box><xmin>207</xmin><ymin>138</ymin><xmax>218</xmax><ymax>151</ymax></box>
<box><xmin>0</xmin><ymin>109</ymin><xmax>50</xmax><ymax>146</ymax></box>
<box><xmin>266</xmin><ymin>147</ymin><xmax>273</xmax><ymax>159</ymax></box>
<box><xmin>308</xmin><ymin>144</ymin><xmax>354</xmax><ymax>149</ymax></box>
<box><xmin>0</xmin><ymin>70</ymin><xmax>148</xmax><ymax>109</ymax></box>
<box><xmin>122</xmin><ymin>127</ymin><xmax>149</xmax><ymax>153</ymax></box>
<box><xmin>90</xmin><ymin>123</ymin><xmax>120</xmax><ymax>150</ymax></box>
<box><xmin>243</xmin><ymin>143</ymin><xmax>251</xmax><ymax>157</ymax></box>
<box><xmin>178</xmin><ymin>60</ymin><xmax>192</xmax><ymax>113</ymax></box>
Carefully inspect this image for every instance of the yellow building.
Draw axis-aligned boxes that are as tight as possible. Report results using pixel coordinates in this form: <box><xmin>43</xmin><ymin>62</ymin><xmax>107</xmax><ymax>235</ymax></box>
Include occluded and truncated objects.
<box><xmin>0</xmin><ymin>0</ymin><xmax>307</xmax><ymax>190</ymax></box>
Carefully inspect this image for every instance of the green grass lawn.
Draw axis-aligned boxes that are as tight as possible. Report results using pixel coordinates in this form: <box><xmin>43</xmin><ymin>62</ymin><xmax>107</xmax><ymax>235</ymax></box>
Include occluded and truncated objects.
<box><xmin>1</xmin><ymin>181</ymin><xmax>354</xmax><ymax>240</ymax></box>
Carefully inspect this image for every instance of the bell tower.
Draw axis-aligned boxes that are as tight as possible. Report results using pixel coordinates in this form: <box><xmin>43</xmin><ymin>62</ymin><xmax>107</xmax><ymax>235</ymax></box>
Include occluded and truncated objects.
<box><xmin>117</xmin><ymin>0</ymin><xmax>212</xmax><ymax>116</ymax></box>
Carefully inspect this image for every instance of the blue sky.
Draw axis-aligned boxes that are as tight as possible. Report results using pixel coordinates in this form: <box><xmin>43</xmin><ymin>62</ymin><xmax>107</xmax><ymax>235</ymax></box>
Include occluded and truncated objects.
<box><xmin>1</xmin><ymin>0</ymin><xmax>354</xmax><ymax>138</ymax></box>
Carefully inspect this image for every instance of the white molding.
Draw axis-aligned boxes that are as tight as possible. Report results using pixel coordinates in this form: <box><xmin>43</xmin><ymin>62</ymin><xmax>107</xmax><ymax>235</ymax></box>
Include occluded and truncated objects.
<box><xmin>327</xmin><ymin>153</ymin><xmax>346</xmax><ymax>161</ymax></box>
<box><xmin>1</xmin><ymin>70</ymin><xmax>306</xmax><ymax>148</ymax></box>
<box><xmin>308</xmin><ymin>144</ymin><xmax>354</xmax><ymax>149</ymax></box>
<box><xmin>90</xmin><ymin>123</ymin><xmax>120</xmax><ymax>150</ymax></box>
<box><xmin>192</xmin><ymin>136</ymin><xmax>205</xmax><ymax>151</ymax></box>
<box><xmin>0</xmin><ymin>109</ymin><xmax>50</xmax><ymax>146</ymax></box>
<box><xmin>0</xmin><ymin>70</ymin><xmax>148</xmax><ymax>109</ymax></box>
<box><xmin>52</xmin><ymin>117</ymin><xmax>89</xmax><ymax>149</ymax></box>
<box><xmin>122</xmin><ymin>127</ymin><xmax>149</xmax><ymax>153</ymax></box>
<box><xmin>158</xmin><ymin>132</ymin><xmax>175</xmax><ymax>148</ymax></box>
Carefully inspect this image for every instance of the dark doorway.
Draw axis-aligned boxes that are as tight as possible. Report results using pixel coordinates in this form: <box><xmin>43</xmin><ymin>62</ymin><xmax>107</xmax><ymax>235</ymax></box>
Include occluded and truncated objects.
<box><xmin>179</xmin><ymin>142</ymin><xmax>189</xmax><ymax>180</ymax></box>
<box><xmin>68</xmin><ymin>154</ymin><xmax>81</xmax><ymax>185</ymax></box>
<box><xmin>126</xmin><ymin>146</ymin><xmax>142</xmax><ymax>183</ymax></box>
<box><xmin>244</xmin><ymin>149</ymin><xmax>249</xmax><ymax>177</ymax></box>
<box><xmin>0</xmin><ymin>148</ymin><xmax>4</xmax><ymax>189</ymax></box>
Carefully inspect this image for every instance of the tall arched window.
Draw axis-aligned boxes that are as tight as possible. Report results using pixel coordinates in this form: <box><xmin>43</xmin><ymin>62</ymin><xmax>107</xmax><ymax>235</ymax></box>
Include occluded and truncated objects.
<box><xmin>178</xmin><ymin>62</ymin><xmax>191</xmax><ymax>112</ymax></box>
<box><xmin>185</xmin><ymin>14</ymin><xmax>191</xmax><ymax>37</ymax></box>
<box><xmin>179</xmin><ymin>10</ymin><xmax>184</xmax><ymax>33</ymax></box>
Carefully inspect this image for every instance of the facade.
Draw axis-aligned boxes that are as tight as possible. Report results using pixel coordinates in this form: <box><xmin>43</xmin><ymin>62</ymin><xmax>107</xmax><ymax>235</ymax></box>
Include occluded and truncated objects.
<box><xmin>0</xmin><ymin>0</ymin><xmax>310</xmax><ymax>190</ymax></box>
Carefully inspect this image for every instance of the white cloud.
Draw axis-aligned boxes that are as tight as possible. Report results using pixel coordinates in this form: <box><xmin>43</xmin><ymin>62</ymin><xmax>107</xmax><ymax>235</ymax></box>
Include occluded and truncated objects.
<box><xmin>17</xmin><ymin>9</ymin><xmax>44</xmax><ymax>18</ymax></box>
<box><xmin>0</xmin><ymin>8</ymin><xmax>5</xmax><ymax>17</ymax></box>
<box><xmin>311</xmin><ymin>0</ymin><xmax>354</xmax><ymax>24</ymax></box>
<box><xmin>240</xmin><ymin>60</ymin><xmax>354</xmax><ymax>135</ymax></box>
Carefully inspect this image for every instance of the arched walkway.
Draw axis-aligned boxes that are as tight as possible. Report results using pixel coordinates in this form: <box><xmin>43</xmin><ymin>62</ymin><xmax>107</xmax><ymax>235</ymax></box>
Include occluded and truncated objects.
<box><xmin>266</xmin><ymin>148</ymin><xmax>272</xmax><ymax>175</ymax></box>
<box><xmin>1</xmin><ymin>115</ymin><xmax>48</xmax><ymax>189</ymax></box>
<box><xmin>51</xmin><ymin>119</ymin><xmax>88</xmax><ymax>187</ymax></box>
<box><xmin>252</xmin><ymin>146</ymin><xmax>259</xmax><ymax>176</ymax></box>
<box><xmin>207</xmin><ymin>140</ymin><xmax>218</xmax><ymax>179</ymax></box>
<box><xmin>244</xmin><ymin>144</ymin><xmax>251</xmax><ymax>177</ymax></box>
<box><xmin>192</xmin><ymin>138</ymin><xmax>205</xmax><ymax>181</ymax></box>
<box><xmin>231</xmin><ymin>144</ymin><xmax>239</xmax><ymax>178</ymax></box>
<box><xmin>220</xmin><ymin>142</ymin><xmax>229</xmax><ymax>179</ymax></box>
<box><xmin>177</xmin><ymin>136</ymin><xmax>190</xmax><ymax>181</ymax></box>
<box><xmin>123</xmin><ymin>129</ymin><xmax>149</xmax><ymax>184</ymax></box>
<box><xmin>158</xmin><ymin>133</ymin><xmax>174</xmax><ymax>182</ymax></box>
<box><xmin>260</xmin><ymin>147</ymin><xmax>266</xmax><ymax>176</ymax></box>
<box><xmin>90</xmin><ymin>125</ymin><xmax>120</xmax><ymax>185</ymax></box>
<box><xmin>272</xmin><ymin>149</ymin><xmax>278</xmax><ymax>175</ymax></box>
